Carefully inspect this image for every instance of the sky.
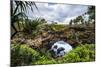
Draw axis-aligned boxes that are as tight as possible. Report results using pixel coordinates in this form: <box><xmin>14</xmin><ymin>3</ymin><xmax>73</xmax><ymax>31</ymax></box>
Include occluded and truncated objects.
<box><xmin>27</xmin><ymin>2</ymin><xmax>89</xmax><ymax>24</ymax></box>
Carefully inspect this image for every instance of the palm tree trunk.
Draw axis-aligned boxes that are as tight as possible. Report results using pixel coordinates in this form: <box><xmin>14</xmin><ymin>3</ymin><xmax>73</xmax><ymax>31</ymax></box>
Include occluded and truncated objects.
<box><xmin>11</xmin><ymin>23</ymin><xmax>17</xmax><ymax>39</ymax></box>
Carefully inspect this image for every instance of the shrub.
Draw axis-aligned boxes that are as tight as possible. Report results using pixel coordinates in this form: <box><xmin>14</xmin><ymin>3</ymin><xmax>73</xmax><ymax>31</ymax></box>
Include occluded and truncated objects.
<box><xmin>11</xmin><ymin>44</ymin><xmax>39</xmax><ymax>66</ymax></box>
<box><xmin>11</xmin><ymin>44</ymin><xmax>95</xmax><ymax>66</ymax></box>
<box><xmin>34</xmin><ymin>44</ymin><xmax>95</xmax><ymax>64</ymax></box>
<box><xmin>62</xmin><ymin>44</ymin><xmax>95</xmax><ymax>63</ymax></box>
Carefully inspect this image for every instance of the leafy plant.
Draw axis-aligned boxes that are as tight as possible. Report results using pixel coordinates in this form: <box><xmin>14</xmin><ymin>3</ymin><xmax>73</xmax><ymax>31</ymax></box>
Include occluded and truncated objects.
<box><xmin>62</xmin><ymin>44</ymin><xmax>95</xmax><ymax>63</ymax></box>
<box><xmin>34</xmin><ymin>44</ymin><xmax>95</xmax><ymax>64</ymax></box>
<box><xmin>11</xmin><ymin>44</ymin><xmax>39</xmax><ymax>66</ymax></box>
<box><xmin>11</xmin><ymin>0</ymin><xmax>39</xmax><ymax>39</ymax></box>
<box><xmin>11</xmin><ymin>43</ymin><xmax>95</xmax><ymax>66</ymax></box>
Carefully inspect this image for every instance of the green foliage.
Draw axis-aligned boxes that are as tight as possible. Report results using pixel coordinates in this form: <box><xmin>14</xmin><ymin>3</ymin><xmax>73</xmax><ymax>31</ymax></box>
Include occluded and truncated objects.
<box><xmin>87</xmin><ymin>6</ymin><xmax>95</xmax><ymax>20</ymax></box>
<box><xmin>11</xmin><ymin>44</ymin><xmax>95</xmax><ymax>66</ymax></box>
<box><xmin>35</xmin><ymin>44</ymin><xmax>95</xmax><ymax>64</ymax></box>
<box><xmin>50</xmin><ymin>24</ymin><xmax>65</xmax><ymax>31</ymax></box>
<box><xmin>11</xmin><ymin>0</ymin><xmax>38</xmax><ymax>38</ymax></box>
<box><xmin>11</xmin><ymin>44</ymin><xmax>39</xmax><ymax>66</ymax></box>
<box><xmin>63</xmin><ymin>44</ymin><xmax>95</xmax><ymax>63</ymax></box>
<box><xmin>23</xmin><ymin>19</ymin><xmax>41</xmax><ymax>34</ymax></box>
<box><xmin>18</xmin><ymin>18</ymin><xmax>47</xmax><ymax>37</ymax></box>
<box><xmin>75</xmin><ymin>16</ymin><xmax>83</xmax><ymax>23</ymax></box>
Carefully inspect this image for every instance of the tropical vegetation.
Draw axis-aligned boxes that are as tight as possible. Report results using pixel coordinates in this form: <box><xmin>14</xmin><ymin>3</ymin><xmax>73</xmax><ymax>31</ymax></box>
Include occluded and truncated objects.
<box><xmin>11</xmin><ymin>0</ymin><xmax>95</xmax><ymax>66</ymax></box>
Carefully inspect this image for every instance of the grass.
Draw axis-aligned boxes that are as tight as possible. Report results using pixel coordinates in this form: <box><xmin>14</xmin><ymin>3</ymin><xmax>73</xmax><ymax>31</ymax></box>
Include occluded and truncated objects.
<box><xmin>50</xmin><ymin>24</ymin><xmax>66</xmax><ymax>31</ymax></box>
<box><xmin>11</xmin><ymin>44</ymin><xmax>95</xmax><ymax>66</ymax></box>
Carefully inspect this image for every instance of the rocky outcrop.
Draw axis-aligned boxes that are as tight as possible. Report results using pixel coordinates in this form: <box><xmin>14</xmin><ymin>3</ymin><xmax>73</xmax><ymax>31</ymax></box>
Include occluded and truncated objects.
<box><xmin>11</xmin><ymin>24</ymin><xmax>95</xmax><ymax>49</ymax></box>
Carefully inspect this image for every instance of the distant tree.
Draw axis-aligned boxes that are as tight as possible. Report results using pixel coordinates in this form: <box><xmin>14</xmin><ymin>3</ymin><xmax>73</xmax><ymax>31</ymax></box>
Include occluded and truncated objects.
<box><xmin>69</xmin><ymin>20</ymin><xmax>73</xmax><ymax>25</ymax></box>
<box><xmin>74</xmin><ymin>16</ymin><xmax>83</xmax><ymax>24</ymax></box>
<box><xmin>73</xmin><ymin>19</ymin><xmax>77</xmax><ymax>25</ymax></box>
<box><xmin>51</xmin><ymin>21</ymin><xmax>57</xmax><ymax>25</ymax></box>
<box><xmin>40</xmin><ymin>18</ymin><xmax>47</xmax><ymax>23</ymax></box>
<box><xmin>87</xmin><ymin>6</ymin><xmax>95</xmax><ymax>20</ymax></box>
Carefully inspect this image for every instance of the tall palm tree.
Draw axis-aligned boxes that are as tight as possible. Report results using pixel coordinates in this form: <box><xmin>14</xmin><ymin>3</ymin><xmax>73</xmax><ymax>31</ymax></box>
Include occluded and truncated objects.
<box><xmin>11</xmin><ymin>0</ymin><xmax>39</xmax><ymax>39</ymax></box>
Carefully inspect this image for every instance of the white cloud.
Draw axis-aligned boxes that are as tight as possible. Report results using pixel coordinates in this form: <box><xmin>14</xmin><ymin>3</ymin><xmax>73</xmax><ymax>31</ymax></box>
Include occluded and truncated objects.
<box><xmin>64</xmin><ymin>16</ymin><xmax>77</xmax><ymax>23</ymax></box>
<box><xmin>27</xmin><ymin>2</ymin><xmax>89</xmax><ymax>24</ymax></box>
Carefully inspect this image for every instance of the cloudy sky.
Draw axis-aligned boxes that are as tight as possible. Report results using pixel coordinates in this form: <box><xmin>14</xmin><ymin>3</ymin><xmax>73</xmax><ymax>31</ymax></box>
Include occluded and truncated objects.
<box><xmin>27</xmin><ymin>2</ymin><xmax>89</xmax><ymax>24</ymax></box>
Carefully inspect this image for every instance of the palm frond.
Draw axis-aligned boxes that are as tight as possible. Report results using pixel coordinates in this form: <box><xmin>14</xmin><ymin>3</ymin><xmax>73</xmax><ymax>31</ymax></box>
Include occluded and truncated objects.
<box><xmin>11</xmin><ymin>0</ymin><xmax>39</xmax><ymax>38</ymax></box>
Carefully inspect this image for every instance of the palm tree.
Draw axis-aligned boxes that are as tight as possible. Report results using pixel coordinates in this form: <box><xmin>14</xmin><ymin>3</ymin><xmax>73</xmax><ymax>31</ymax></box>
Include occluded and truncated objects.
<box><xmin>11</xmin><ymin>0</ymin><xmax>39</xmax><ymax>39</ymax></box>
